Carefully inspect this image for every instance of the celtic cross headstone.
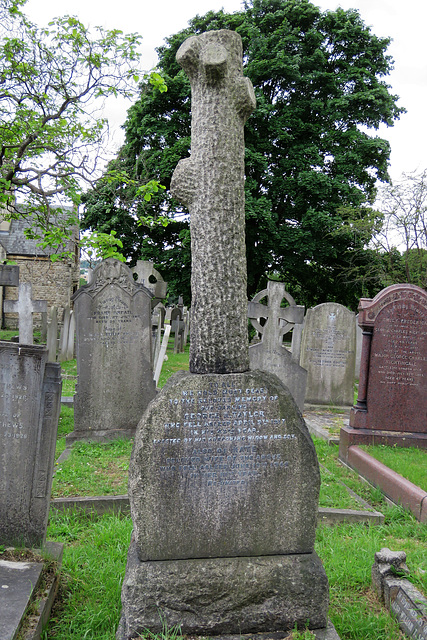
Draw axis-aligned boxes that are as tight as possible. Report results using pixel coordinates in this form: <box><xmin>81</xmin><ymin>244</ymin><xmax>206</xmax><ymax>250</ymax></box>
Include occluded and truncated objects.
<box><xmin>248</xmin><ymin>280</ymin><xmax>307</xmax><ymax>410</ymax></box>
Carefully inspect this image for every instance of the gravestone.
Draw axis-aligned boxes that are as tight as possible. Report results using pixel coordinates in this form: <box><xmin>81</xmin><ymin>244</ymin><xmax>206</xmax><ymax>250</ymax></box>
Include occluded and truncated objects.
<box><xmin>67</xmin><ymin>259</ymin><xmax>156</xmax><ymax>444</ymax></box>
<box><xmin>0</xmin><ymin>264</ymin><xmax>19</xmax><ymax>287</ymax></box>
<box><xmin>46</xmin><ymin>307</ymin><xmax>58</xmax><ymax>362</ymax></box>
<box><xmin>355</xmin><ymin>314</ymin><xmax>363</xmax><ymax>380</ymax></box>
<box><xmin>300</xmin><ymin>302</ymin><xmax>356</xmax><ymax>407</ymax></box>
<box><xmin>0</xmin><ymin>342</ymin><xmax>62</xmax><ymax>547</ymax></box>
<box><xmin>4</xmin><ymin>282</ymin><xmax>47</xmax><ymax>344</ymax></box>
<box><xmin>170</xmin><ymin>306</ymin><xmax>184</xmax><ymax>354</ymax></box>
<box><xmin>118</xmin><ymin>30</ymin><xmax>329</xmax><ymax>640</ymax></box>
<box><xmin>131</xmin><ymin>260</ymin><xmax>167</xmax><ymax>306</ymax></box>
<box><xmin>340</xmin><ymin>284</ymin><xmax>427</xmax><ymax>452</ymax></box>
<box><xmin>248</xmin><ymin>281</ymin><xmax>307</xmax><ymax>410</ymax></box>
<box><xmin>58</xmin><ymin>305</ymin><xmax>71</xmax><ymax>362</ymax></box>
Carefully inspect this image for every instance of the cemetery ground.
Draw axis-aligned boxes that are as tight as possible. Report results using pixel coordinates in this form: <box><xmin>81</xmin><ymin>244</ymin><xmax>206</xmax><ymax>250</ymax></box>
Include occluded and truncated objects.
<box><xmin>1</xmin><ymin>335</ymin><xmax>426</xmax><ymax>640</ymax></box>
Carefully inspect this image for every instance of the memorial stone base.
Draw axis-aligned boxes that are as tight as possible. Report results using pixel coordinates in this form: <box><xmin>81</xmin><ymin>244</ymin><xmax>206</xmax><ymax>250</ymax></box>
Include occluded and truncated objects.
<box><xmin>117</xmin><ymin>537</ymin><xmax>329</xmax><ymax>638</ymax></box>
<box><xmin>118</xmin><ymin>369</ymin><xmax>330</xmax><ymax>639</ymax></box>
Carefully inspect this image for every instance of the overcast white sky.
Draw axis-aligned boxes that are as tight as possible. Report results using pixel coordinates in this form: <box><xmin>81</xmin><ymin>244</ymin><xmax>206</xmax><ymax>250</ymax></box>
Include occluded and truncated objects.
<box><xmin>25</xmin><ymin>0</ymin><xmax>427</xmax><ymax>183</ymax></box>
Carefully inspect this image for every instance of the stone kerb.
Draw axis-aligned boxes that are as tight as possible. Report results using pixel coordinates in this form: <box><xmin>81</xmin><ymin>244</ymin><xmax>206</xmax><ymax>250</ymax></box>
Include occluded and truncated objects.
<box><xmin>68</xmin><ymin>259</ymin><xmax>156</xmax><ymax>443</ymax></box>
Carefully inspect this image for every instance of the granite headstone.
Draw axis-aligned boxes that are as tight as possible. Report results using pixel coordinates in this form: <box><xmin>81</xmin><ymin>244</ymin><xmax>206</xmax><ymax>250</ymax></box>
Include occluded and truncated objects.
<box><xmin>300</xmin><ymin>302</ymin><xmax>356</xmax><ymax>406</ymax></box>
<box><xmin>68</xmin><ymin>259</ymin><xmax>156</xmax><ymax>443</ymax></box>
<box><xmin>341</xmin><ymin>284</ymin><xmax>427</xmax><ymax>452</ymax></box>
<box><xmin>118</xmin><ymin>30</ymin><xmax>329</xmax><ymax>640</ymax></box>
<box><xmin>0</xmin><ymin>342</ymin><xmax>62</xmax><ymax>547</ymax></box>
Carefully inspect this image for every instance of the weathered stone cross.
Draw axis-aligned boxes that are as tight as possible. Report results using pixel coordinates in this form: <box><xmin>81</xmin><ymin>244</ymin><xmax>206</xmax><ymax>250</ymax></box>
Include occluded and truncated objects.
<box><xmin>248</xmin><ymin>280</ymin><xmax>305</xmax><ymax>351</ymax></box>
<box><xmin>4</xmin><ymin>282</ymin><xmax>47</xmax><ymax>344</ymax></box>
<box><xmin>171</xmin><ymin>29</ymin><xmax>256</xmax><ymax>374</ymax></box>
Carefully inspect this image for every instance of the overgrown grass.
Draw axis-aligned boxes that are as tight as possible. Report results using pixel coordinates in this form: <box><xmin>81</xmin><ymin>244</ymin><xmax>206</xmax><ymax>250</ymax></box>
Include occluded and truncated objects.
<box><xmin>44</xmin><ymin>504</ymin><xmax>426</xmax><ymax>640</ymax></box>
<box><xmin>60</xmin><ymin>359</ymin><xmax>77</xmax><ymax>396</ymax></box>
<box><xmin>52</xmin><ymin>439</ymin><xmax>132</xmax><ymax>497</ymax></box>
<box><xmin>157</xmin><ymin>339</ymin><xmax>190</xmax><ymax>388</ymax></box>
<box><xmin>360</xmin><ymin>444</ymin><xmax>427</xmax><ymax>491</ymax></box>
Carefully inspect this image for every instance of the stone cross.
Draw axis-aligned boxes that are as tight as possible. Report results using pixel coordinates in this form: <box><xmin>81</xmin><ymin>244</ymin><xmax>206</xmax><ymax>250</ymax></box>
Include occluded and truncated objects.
<box><xmin>248</xmin><ymin>280</ymin><xmax>305</xmax><ymax>351</ymax></box>
<box><xmin>171</xmin><ymin>29</ymin><xmax>256</xmax><ymax>374</ymax></box>
<box><xmin>4</xmin><ymin>282</ymin><xmax>47</xmax><ymax>344</ymax></box>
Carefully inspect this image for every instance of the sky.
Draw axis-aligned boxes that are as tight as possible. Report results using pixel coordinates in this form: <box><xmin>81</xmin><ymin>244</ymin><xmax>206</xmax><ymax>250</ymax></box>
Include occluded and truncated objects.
<box><xmin>24</xmin><ymin>0</ymin><xmax>427</xmax><ymax>183</ymax></box>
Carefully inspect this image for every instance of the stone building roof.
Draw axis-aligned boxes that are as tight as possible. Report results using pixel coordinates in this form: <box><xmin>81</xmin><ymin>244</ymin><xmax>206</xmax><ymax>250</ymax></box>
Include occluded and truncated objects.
<box><xmin>0</xmin><ymin>207</ymin><xmax>78</xmax><ymax>258</ymax></box>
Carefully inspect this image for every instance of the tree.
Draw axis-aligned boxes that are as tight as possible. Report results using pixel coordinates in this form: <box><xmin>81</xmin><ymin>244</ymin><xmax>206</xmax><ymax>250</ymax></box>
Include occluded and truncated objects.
<box><xmin>0</xmin><ymin>0</ymin><xmax>165</xmax><ymax>258</ymax></box>
<box><xmin>82</xmin><ymin>0</ymin><xmax>404</xmax><ymax>307</ymax></box>
<box><xmin>375</xmin><ymin>170</ymin><xmax>427</xmax><ymax>289</ymax></box>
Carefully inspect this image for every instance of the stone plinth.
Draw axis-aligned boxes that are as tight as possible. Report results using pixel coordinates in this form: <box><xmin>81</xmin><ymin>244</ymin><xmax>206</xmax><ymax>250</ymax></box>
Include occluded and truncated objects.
<box><xmin>118</xmin><ymin>369</ymin><xmax>328</xmax><ymax>638</ymax></box>
<box><xmin>118</xmin><ymin>539</ymin><xmax>328</xmax><ymax>638</ymax></box>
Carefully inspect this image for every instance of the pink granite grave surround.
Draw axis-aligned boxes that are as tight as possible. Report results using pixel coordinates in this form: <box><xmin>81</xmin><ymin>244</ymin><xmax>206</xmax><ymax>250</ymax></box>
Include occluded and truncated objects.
<box><xmin>348</xmin><ymin>284</ymin><xmax>427</xmax><ymax>439</ymax></box>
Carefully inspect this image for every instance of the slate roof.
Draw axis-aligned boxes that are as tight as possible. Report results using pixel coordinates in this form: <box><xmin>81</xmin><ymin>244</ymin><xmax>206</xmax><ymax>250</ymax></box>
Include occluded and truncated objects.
<box><xmin>0</xmin><ymin>208</ymin><xmax>77</xmax><ymax>257</ymax></box>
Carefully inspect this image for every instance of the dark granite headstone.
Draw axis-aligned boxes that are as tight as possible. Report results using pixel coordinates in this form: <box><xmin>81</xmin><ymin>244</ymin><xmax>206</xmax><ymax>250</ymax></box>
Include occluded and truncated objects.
<box><xmin>341</xmin><ymin>284</ymin><xmax>427</xmax><ymax>451</ymax></box>
<box><xmin>68</xmin><ymin>259</ymin><xmax>156</xmax><ymax>443</ymax></box>
<box><xmin>300</xmin><ymin>302</ymin><xmax>356</xmax><ymax>406</ymax></box>
<box><xmin>0</xmin><ymin>342</ymin><xmax>62</xmax><ymax>547</ymax></box>
<box><xmin>118</xmin><ymin>29</ymin><xmax>329</xmax><ymax>640</ymax></box>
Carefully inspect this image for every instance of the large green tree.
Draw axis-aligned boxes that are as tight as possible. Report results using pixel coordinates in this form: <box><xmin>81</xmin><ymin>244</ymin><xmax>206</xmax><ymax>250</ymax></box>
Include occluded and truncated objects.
<box><xmin>82</xmin><ymin>0</ymin><xmax>404</xmax><ymax>307</ymax></box>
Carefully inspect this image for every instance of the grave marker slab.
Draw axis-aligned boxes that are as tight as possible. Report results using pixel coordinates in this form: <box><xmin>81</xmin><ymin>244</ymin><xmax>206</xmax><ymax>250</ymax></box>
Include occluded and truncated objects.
<box><xmin>0</xmin><ymin>342</ymin><xmax>62</xmax><ymax>547</ymax></box>
<box><xmin>300</xmin><ymin>302</ymin><xmax>356</xmax><ymax>406</ymax></box>
<box><xmin>0</xmin><ymin>560</ymin><xmax>43</xmax><ymax>640</ymax></box>
<box><xmin>248</xmin><ymin>281</ymin><xmax>307</xmax><ymax>410</ymax></box>
<box><xmin>341</xmin><ymin>284</ymin><xmax>427</xmax><ymax>450</ymax></box>
<box><xmin>0</xmin><ymin>264</ymin><xmax>19</xmax><ymax>287</ymax></box>
<box><xmin>68</xmin><ymin>258</ymin><xmax>156</xmax><ymax>443</ymax></box>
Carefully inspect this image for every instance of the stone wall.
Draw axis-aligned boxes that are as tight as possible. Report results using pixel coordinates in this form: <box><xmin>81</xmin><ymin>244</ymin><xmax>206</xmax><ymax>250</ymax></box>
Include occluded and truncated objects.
<box><xmin>3</xmin><ymin>256</ymin><xmax>79</xmax><ymax>329</ymax></box>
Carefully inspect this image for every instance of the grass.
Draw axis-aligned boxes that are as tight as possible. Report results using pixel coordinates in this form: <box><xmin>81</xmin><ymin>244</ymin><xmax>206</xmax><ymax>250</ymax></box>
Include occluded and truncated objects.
<box><xmin>157</xmin><ymin>339</ymin><xmax>190</xmax><ymax>388</ymax></box>
<box><xmin>52</xmin><ymin>439</ymin><xmax>132</xmax><ymax>498</ymax></box>
<box><xmin>359</xmin><ymin>444</ymin><xmax>427</xmax><ymax>492</ymax></box>
<box><xmin>43</xmin><ymin>504</ymin><xmax>426</xmax><ymax>640</ymax></box>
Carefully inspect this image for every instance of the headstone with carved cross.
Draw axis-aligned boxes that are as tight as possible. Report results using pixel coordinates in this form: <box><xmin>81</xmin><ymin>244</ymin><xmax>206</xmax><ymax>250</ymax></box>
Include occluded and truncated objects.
<box><xmin>4</xmin><ymin>282</ymin><xmax>47</xmax><ymax>344</ymax></box>
<box><xmin>248</xmin><ymin>280</ymin><xmax>307</xmax><ymax>411</ymax></box>
<box><xmin>118</xmin><ymin>30</ymin><xmax>329</xmax><ymax>640</ymax></box>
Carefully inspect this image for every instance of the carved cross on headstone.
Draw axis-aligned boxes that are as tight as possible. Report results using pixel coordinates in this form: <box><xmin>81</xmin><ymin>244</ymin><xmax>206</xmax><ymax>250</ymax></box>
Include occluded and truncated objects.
<box><xmin>248</xmin><ymin>280</ymin><xmax>305</xmax><ymax>352</ymax></box>
<box><xmin>171</xmin><ymin>30</ymin><xmax>256</xmax><ymax>374</ymax></box>
<box><xmin>4</xmin><ymin>282</ymin><xmax>47</xmax><ymax>344</ymax></box>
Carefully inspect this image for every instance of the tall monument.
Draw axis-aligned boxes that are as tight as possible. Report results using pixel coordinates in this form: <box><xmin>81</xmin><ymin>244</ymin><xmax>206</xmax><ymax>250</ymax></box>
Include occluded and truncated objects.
<box><xmin>117</xmin><ymin>30</ymin><xmax>330</xmax><ymax>640</ymax></box>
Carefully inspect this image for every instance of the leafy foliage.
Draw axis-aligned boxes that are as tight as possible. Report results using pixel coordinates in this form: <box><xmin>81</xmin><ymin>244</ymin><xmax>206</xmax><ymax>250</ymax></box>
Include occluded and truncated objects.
<box><xmin>82</xmin><ymin>0</ymin><xmax>405</xmax><ymax>307</ymax></box>
<box><xmin>0</xmin><ymin>0</ymin><xmax>166</xmax><ymax>259</ymax></box>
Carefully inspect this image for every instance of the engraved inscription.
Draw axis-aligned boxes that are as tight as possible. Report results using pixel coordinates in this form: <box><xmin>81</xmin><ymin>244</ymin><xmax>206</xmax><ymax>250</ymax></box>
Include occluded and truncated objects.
<box><xmin>391</xmin><ymin>588</ymin><xmax>427</xmax><ymax>640</ymax></box>
<box><xmin>372</xmin><ymin>302</ymin><xmax>427</xmax><ymax>387</ymax></box>
<box><xmin>154</xmin><ymin>381</ymin><xmax>296</xmax><ymax>489</ymax></box>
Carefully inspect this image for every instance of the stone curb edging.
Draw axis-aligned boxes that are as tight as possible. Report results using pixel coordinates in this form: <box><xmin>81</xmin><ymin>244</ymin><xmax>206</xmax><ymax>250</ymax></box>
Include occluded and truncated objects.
<box><xmin>50</xmin><ymin>494</ymin><xmax>383</xmax><ymax>525</ymax></box>
<box><xmin>343</xmin><ymin>446</ymin><xmax>427</xmax><ymax>523</ymax></box>
<box><xmin>19</xmin><ymin>541</ymin><xmax>63</xmax><ymax>640</ymax></box>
